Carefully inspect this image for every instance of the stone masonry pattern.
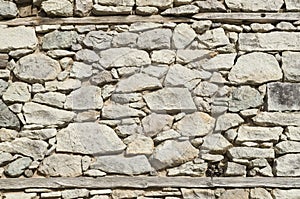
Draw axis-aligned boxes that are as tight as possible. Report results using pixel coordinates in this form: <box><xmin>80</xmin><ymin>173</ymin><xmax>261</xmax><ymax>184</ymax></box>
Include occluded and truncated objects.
<box><xmin>0</xmin><ymin>0</ymin><xmax>300</xmax><ymax>199</ymax></box>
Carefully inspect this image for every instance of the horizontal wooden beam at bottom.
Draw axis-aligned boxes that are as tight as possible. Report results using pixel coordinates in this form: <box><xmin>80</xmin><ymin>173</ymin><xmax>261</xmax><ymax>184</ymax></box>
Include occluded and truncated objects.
<box><xmin>0</xmin><ymin>177</ymin><xmax>300</xmax><ymax>190</ymax></box>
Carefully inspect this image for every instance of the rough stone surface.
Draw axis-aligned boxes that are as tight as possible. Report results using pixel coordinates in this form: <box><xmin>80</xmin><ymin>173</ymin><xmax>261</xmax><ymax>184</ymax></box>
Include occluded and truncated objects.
<box><xmin>0</xmin><ymin>100</ymin><xmax>20</xmax><ymax>130</ymax></box>
<box><xmin>253</xmin><ymin>112</ymin><xmax>300</xmax><ymax>126</ymax></box>
<box><xmin>286</xmin><ymin>127</ymin><xmax>300</xmax><ymax>141</ymax></box>
<box><xmin>33</xmin><ymin>92</ymin><xmax>66</xmax><ymax>108</ymax></box>
<box><xmin>126</xmin><ymin>135</ymin><xmax>154</xmax><ymax>155</ymax></box>
<box><xmin>225</xmin><ymin>162</ymin><xmax>246</xmax><ymax>176</ymax></box>
<box><xmin>143</xmin><ymin>88</ymin><xmax>197</xmax><ymax>113</ymax></box>
<box><xmin>275</xmin><ymin>141</ymin><xmax>300</xmax><ymax>155</ymax></box>
<box><xmin>57</xmin><ymin>123</ymin><xmax>126</xmax><ymax>155</ymax></box>
<box><xmin>5</xmin><ymin>157</ymin><xmax>32</xmax><ymax>177</ymax></box>
<box><xmin>83</xmin><ymin>30</ymin><xmax>112</xmax><ymax>50</ymax></box>
<box><xmin>102</xmin><ymin>103</ymin><xmax>145</xmax><ymax>119</ymax></box>
<box><xmin>174</xmin><ymin>112</ymin><xmax>215</xmax><ymax>137</ymax></box>
<box><xmin>0</xmin><ymin>152</ymin><xmax>12</xmax><ymax>166</ymax></box>
<box><xmin>149</xmin><ymin>140</ymin><xmax>199</xmax><ymax>170</ymax></box>
<box><xmin>285</xmin><ymin>0</ymin><xmax>300</xmax><ymax>11</ymax></box>
<box><xmin>112</xmin><ymin>32</ymin><xmax>138</xmax><ymax>48</ymax></box>
<box><xmin>137</xmin><ymin>29</ymin><xmax>172</xmax><ymax>50</ymax></box>
<box><xmin>91</xmin><ymin>155</ymin><xmax>152</xmax><ymax>175</ymax></box>
<box><xmin>201</xmin><ymin>134</ymin><xmax>232</xmax><ymax>153</ymax></box>
<box><xmin>151</xmin><ymin>49</ymin><xmax>175</xmax><ymax>64</ymax></box>
<box><xmin>92</xmin><ymin>5</ymin><xmax>132</xmax><ymax>15</ymax></box>
<box><xmin>201</xmin><ymin>53</ymin><xmax>236</xmax><ymax>71</ymax></box>
<box><xmin>136</xmin><ymin>0</ymin><xmax>173</xmax><ymax>9</ymax></box>
<box><xmin>74</xmin><ymin>0</ymin><xmax>93</xmax><ymax>16</ymax></box>
<box><xmin>14</xmin><ymin>54</ymin><xmax>61</xmax><ymax>83</ymax></box>
<box><xmin>219</xmin><ymin>189</ymin><xmax>249</xmax><ymax>199</ymax></box>
<box><xmin>236</xmin><ymin>126</ymin><xmax>283</xmax><ymax>143</ymax></box>
<box><xmin>161</xmin><ymin>5</ymin><xmax>199</xmax><ymax>16</ymax></box>
<box><xmin>42</xmin><ymin>0</ymin><xmax>73</xmax><ymax>17</ymax></box>
<box><xmin>272</xmin><ymin>189</ymin><xmax>300</xmax><ymax>199</ymax></box>
<box><xmin>3</xmin><ymin>82</ymin><xmax>30</xmax><ymax>103</ymax></box>
<box><xmin>215</xmin><ymin>113</ymin><xmax>244</xmax><ymax>131</ymax></box>
<box><xmin>142</xmin><ymin>113</ymin><xmax>173</xmax><ymax>137</ymax></box>
<box><xmin>19</xmin><ymin>129</ymin><xmax>56</xmax><ymax>140</ymax></box>
<box><xmin>282</xmin><ymin>52</ymin><xmax>300</xmax><ymax>82</ymax></box>
<box><xmin>228</xmin><ymin>147</ymin><xmax>275</xmax><ymax>159</ymax></box>
<box><xmin>225</xmin><ymin>0</ymin><xmax>283</xmax><ymax>11</ymax></box>
<box><xmin>228</xmin><ymin>52</ymin><xmax>282</xmax><ymax>84</ymax></box>
<box><xmin>250</xmin><ymin>188</ymin><xmax>272</xmax><ymax>199</ymax></box>
<box><xmin>42</xmin><ymin>31</ymin><xmax>78</xmax><ymax>50</ymax></box>
<box><xmin>38</xmin><ymin>154</ymin><xmax>82</xmax><ymax>177</ymax></box>
<box><xmin>275</xmin><ymin>154</ymin><xmax>300</xmax><ymax>176</ymax></box>
<box><xmin>0</xmin><ymin>0</ymin><xmax>18</xmax><ymax>18</ymax></box>
<box><xmin>198</xmin><ymin>28</ymin><xmax>230</xmax><ymax>49</ymax></box>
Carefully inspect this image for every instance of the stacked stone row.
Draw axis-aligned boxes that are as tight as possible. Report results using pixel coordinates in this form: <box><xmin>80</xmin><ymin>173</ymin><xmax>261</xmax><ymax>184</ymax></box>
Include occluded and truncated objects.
<box><xmin>0</xmin><ymin>0</ymin><xmax>300</xmax><ymax>19</ymax></box>
<box><xmin>0</xmin><ymin>19</ymin><xmax>300</xmax><ymax>181</ymax></box>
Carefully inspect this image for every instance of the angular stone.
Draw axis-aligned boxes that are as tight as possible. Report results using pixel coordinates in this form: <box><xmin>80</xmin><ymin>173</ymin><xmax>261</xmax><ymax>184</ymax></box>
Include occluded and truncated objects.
<box><xmin>2</xmin><ymin>193</ymin><xmax>37</xmax><ymax>199</ymax></box>
<box><xmin>23</xmin><ymin>102</ymin><xmax>75</xmax><ymax>126</ymax></box>
<box><xmin>91</xmin><ymin>155</ymin><xmax>152</xmax><ymax>175</ymax></box>
<box><xmin>33</xmin><ymin>92</ymin><xmax>66</xmax><ymax>108</ymax></box>
<box><xmin>176</xmin><ymin>49</ymin><xmax>211</xmax><ymax>64</ymax></box>
<box><xmin>129</xmin><ymin>22</ymin><xmax>162</xmax><ymax>32</ymax></box>
<box><xmin>38</xmin><ymin>154</ymin><xmax>82</xmax><ymax>177</ymax></box>
<box><xmin>6</xmin><ymin>157</ymin><xmax>32</xmax><ymax>177</ymax></box>
<box><xmin>149</xmin><ymin>140</ymin><xmax>198</xmax><ymax>170</ymax></box>
<box><xmin>0</xmin><ymin>0</ymin><xmax>18</xmax><ymax>18</ymax></box>
<box><xmin>70</xmin><ymin>62</ymin><xmax>93</xmax><ymax>79</ymax></box>
<box><xmin>228</xmin><ymin>147</ymin><xmax>275</xmax><ymax>159</ymax></box>
<box><xmin>250</xmin><ymin>23</ymin><xmax>275</xmax><ymax>32</ymax></box>
<box><xmin>126</xmin><ymin>135</ymin><xmax>154</xmax><ymax>155</ymax></box>
<box><xmin>194</xmin><ymin>0</ymin><xmax>226</xmax><ymax>11</ymax></box>
<box><xmin>142</xmin><ymin>113</ymin><xmax>173</xmax><ymax>137</ymax></box>
<box><xmin>151</xmin><ymin>50</ymin><xmax>175</xmax><ymax>64</ymax></box>
<box><xmin>111</xmin><ymin>93</ymin><xmax>142</xmax><ymax>104</ymax></box>
<box><xmin>193</xmin><ymin>81</ymin><xmax>218</xmax><ymax>97</ymax></box>
<box><xmin>99</xmin><ymin>48</ymin><xmax>150</xmax><ymax>69</ymax></box>
<box><xmin>62</xmin><ymin>189</ymin><xmax>89</xmax><ymax>199</ymax></box>
<box><xmin>3</xmin><ymin>82</ymin><xmax>30</xmax><ymax>103</ymax></box>
<box><xmin>201</xmin><ymin>53</ymin><xmax>236</xmax><ymax>71</ymax></box>
<box><xmin>182</xmin><ymin>188</ymin><xmax>215</xmax><ymax>199</ymax></box>
<box><xmin>42</xmin><ymin>0</ymin><xmax>73</xmax><ymax>17</ymax></box>
<box><xmin>202</xmin><ymin>134</ymin><xmax>232</xmax><ymax>153</ymax></box>
<box><xmin>285</xmin><ymin>0</ymin><xmax>300</xmax><ymax>11</ymax></box>
<box><xmin>154</xmin><ymin>129</ymin><xmax>181</xmax><ymax>143</ymax></box>
<box><xmin>282</xmin><ymin>52</ymin><xmax>300</xmax><ymax>82</ymax></box>
<box><xmin>102</xmin><ymin>103</ymin><xmax>145</xmax><ymax>119</ymax></box>
<box><xmin>276</xmin><ymin>22</ymin><xmax>296</xmax><ymax>31</ymax></box>
<box><xmin>0</xmin><ymin>152</ymin><xmax>12</xmax><ymax>166</ymax></box>
<box><xmin>225</xmin><ymin>0</ymin><xmax>283</xmax><ymax>11</ymax></box>
<box><xmin>286</xmin><ymin>127</ymin><xmax>300</xmax><ymax>141</ymax></box>
<box><xmin>272</xmin><ymin>189</ymin><xmax>300</xmax><ymax>199</ymax></box>
<box><xmin>75</xmin><ymin>49</ymin><xmax>99</xmax><ymax>64</ymax></box>
<box><xmin>0</xmin><ymin>27</ymin><xmax>37</xmax><ymax>52</ymax></box>
<box><xmin>228</xmin><ymin>52</ymin><xmax>282</xmax><ymax>84</ymax></box>
<box><xmin>0</xmin><ymin>137</ymin><xmax>48</xmax><ymax>160</ymax></box>
<box><xmin>143</xmin><ymin>88</ymin><xmax>197</xmax><ymax>113</ymax></box>
<box><xmin>275</xmin><ymin>154</ymin><xmax>300</xmax><ymax>176</ymax></box>
<box><xmin>19</xmin><ymin>129</ymin><xmax>56</xmax><ymax>140</ymax></box>
<box><xmin>137</xmin><ymin>29</ymin><xmax>172</xmax><ymax>50</ymax></box>
<box><xmin>14</xmin><ymin>54</ymin><xmax>61</xmax><ymax>83</ymax></box>
<box><xmin>64</xmin><ymin>86</ymin><xmax>103</xmax><ymax>110</ymax></box>
<box><xmin>83</xmin><ymin>30</ymin><xmax>112</xmax><ymax>50</ymax></box>
<box><xmin>57</xmin><ymin>122</ymin><xmax>125</xmax><ymax>155</ymax></box>
<box><xmin>174</xmin><ymin>112</ymin><xmax>215</xmax><ymax>137</ymax></box>
<box><xmin>112</xmin><ymin>32</ymin><xmax>138</xmax><ymax>48</ymax></box>
<box><xmin>267</xmin><ymin>82</ymin><xmax>300</xmax><ymax>111</ymax></box>
<box><xmin>45</xmin><ymin>79</ymin><xmax>81</xmax><ymax>91</ymax></box>
<box><xmin>239</xmin><ymin>32</ymin><xmax>300</xmax><ymax>51</ymax></box>
<box><xmin>236</xmin><ymin>126</ymin><xmax>282</xmax><ymax>143</ymax></box>
<box><xmin>74</xmin><ymin>0</ymin><xmax>93</xmax><ymax>16</ymax></box>
<box><xmin>97</xmin><ymin>0</ymin><xmax>134</xmax><ymax>6</ymax></box>
<box><xmin>250</xmin><ymin>188</ymin><xmax>272</xmax><ymax>199</ymax></box>
<box><xmin>42</xmin><ymin>31</ymin><xmax>78</xmax><ymax>50</ymax></box>
<box><xmin>136</xmin><ymin>6</ymin><xmax>158</xmax><ymax>15</ymax></box>
<box><xmin>0</xmin><ymin>100</ymin><xmax>20</xmax><ymax>130</ymax></box>
<box><xmin>161</xmin><ymin>5</ymin><xmax>199</xmax><ymax>16</ymax></box>
<box><xmin>225</xmin><ymin>162</ymin><xmax>246</xmax><ymax>176</ymax></box>
<box><xmin>253</xmin><ymin>112</ymin><xmax>300</xmax><ymax>126</ymax></box>
<box><xmin>136</xmin><ymin>0</ymin><xmax>173</xmax><ymax>9</ymax></box>
<box><xmin>167</xmin><ymin>161</ymin><xmax>207</xmax><ymax>177</ymax></box>
<box><xmin>90</xmin><ymin>71</ymin><xmax>116</xmax><ymax>86</ymax></box>
<box><xmin>192</xmin><ymin>20</ymin><xmax>212</xmax><ymax>34</ymax></box>
<box><xmin>172</xmin><ymin>23</ymin><xmax>196</xmax><ymax>49</ymax></box>
<box><xmin>219</xmin><ymin>189</ymin><xmax>249</xmax><ymax>199</ymax></box>
<box><xmin>275</xmin><ymin>141</ymin><xmax>300</xmax><ymax>155</ymax></box>
<box><xmin>215</xmin><ymin>113</ymin><xmax>244</xmax><ymax>131</ymax></box>
<box><xmin>198</xmin><ymin>28</ymin><xmax>230</xmax><ymax>49</ymax></box>
<box><xmin>142</xmin><ymin>65</ymin><xmax>169</xmax><ymax>79</ymax></box>
<box><xmin>92</xmin><ymin>5</ymin><xmax>132</xmax><ymax>15</ymax></box>
<box><xmin>116</xmin><ymin>73</ymin><xmax>162</xmax><ymax>93</ymax></box>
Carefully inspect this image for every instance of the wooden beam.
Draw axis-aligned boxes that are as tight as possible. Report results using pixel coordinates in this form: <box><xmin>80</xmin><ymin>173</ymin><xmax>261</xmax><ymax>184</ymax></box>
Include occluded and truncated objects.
<box><xmin>0</xmin><ymin>177</ymin><xmax>300</xmax><ymax>190</ymax></box>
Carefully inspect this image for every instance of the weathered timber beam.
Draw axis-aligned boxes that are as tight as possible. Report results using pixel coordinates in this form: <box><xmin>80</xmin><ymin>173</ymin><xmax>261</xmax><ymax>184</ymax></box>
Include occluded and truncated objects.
<box><xmin>0</xmin><ymin>177</ymin><xmax>300</xmax><ymax>190</ymax></box>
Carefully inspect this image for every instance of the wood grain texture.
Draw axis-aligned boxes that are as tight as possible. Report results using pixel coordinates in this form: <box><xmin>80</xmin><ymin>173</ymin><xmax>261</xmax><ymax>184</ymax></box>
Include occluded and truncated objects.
<box><xmin>0</xmin><ymin>177</ymin><xmax>300</xmax><ymax>190</ymax></box>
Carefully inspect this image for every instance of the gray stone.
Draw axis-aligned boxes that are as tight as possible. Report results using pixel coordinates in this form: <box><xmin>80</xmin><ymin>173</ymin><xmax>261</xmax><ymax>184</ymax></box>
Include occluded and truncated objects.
<box><xmin>42</xmin><ymin>31</ymin><xmax>78</xmax><ymax>50</ymax></box>
<box><xmin>47</xmin><ymin>50</ymin><xmax>75</xmax><ymax>58</ymax></box>
<box><xmin>142</xmin><ymin>113</ymin><xmax>173</xmax><ymax>137</ymax></box>
<box><xmin>236</xmin><ymin>126</ymin><xmax>282</xmax><ymax>143</ymax></box>
<box><xmin>167</xmin><ymin>161</ymin><xmax>207</xmax><ymax>177</ymax></box>
<box><xmin>201</xmin><ymin>53</ymin><xmax>236</xmax><ymax>71</ymax></box>
<box><xmin>90</xmin><ymin>71</ymin><xmax>116</xmax><ymax>86</ymax></box>
<box><xmin>228</xmin><ymin>52</ymin><xmax>282</xmax><ymax>84</ymax></box>
<box><xmin>112</xmin><ymin>32</ymin><xmax>138</xmax><ymax>48</ymax></box>
<box><xmin>0</xmin><ymin>128</ymin><xmax>17</xmax><ymax>142</ymax></box>
<box><xmin>136</xmin><ymin>0</ymin><xmax>173</xmax><ymax>9</ymax></box>
<box><xmin>129</xmin><ymin>22</ymin><xmax>162</xmax><ymax>32</ymax></box>
<box><xmin>225</xmin><ymin>0</ymin><xmax>283</xmax><ymax>11</ymax></box>
<box><xmin>275</xmin><ymin>154</ymin><xmax>300</xmax><ymax>176</ymax></box>
<box><xmin>23</xmin><ymin>102</ymin><xmax>75</xmax><ymax>126</ymax></box>
<box><xmin>151</xmin><ymin>50</ymin><xmax>175</xmax><ymax>64</ymax></box>
<box><xmin>2</xmin><ymin>193</ymin><xmax>37</xmax><ymax>199</ymax></box>
<box><xmin>201</xmin><ymin>154</ymin><xmax>224</xmax><ymax>162</ymax></box>
<box><xmin>182</xmin><ymin>188</ymin><xmax>215</xmax><ymax>199</ymax></box>
<box><xmin>176</xmin><ymin>49</ymin><xmax>211</xmax><ymax>64</ymax></box>
<box><xmin>137</xmin><ymin>29</ymin><xmax>172</xmax><ymax>50</ymax></box>
<box><xmin>239</xmin><ymin>32</ymin><xmax>300</xmax><ymax>51</ymax></box>
<box><xmin>0</xmin><ymin>100</ymin><xmax>20</xmax><ymax>130</ymax></box>
<box><xmin>97</xmin><ymin>0</ymin><xmax>134</xmax><ymax>6</ymax></box>
<box><xmin>0</xmin><ymin>27</ymin><xmax>37</xmax><ymax>52</ymax></box>
<box><xmin>286</xmin><ymin>127</ymin><xmax>300</xmax><ymax>141</ymax></box>
<box><xmin>201</xmin><ymin>134</ymin><xmax>232</xmax><ymax>153</ymax></box>
<box><xmin>219</xmin><ymin>189</ymin><xmax>249</xmax><ymax>199</ymax></box>
<box><xmin>3</xmin><ymin>82</ymin><xmax>31</xmax><ymax>103</ymax></box>
<box><xmin>41</xmin><ymin>0</ymin><xmax>73</xmax><ymax>17</ymax></box>
<box><xmin>74</xmin><ymin>0</ymin><xmax>93</xmax><ymax>16</ymax></box>
<box><xmin>83</xmin><ymin>30</ymin><xmax>112</xmax><ymax>50</ymax></box>
<box><xmin>225</xmin><ymin>162</ymin><xmax>246</xmax><ymax>176</ymax></box>
<box><xmin>172</xmin><ymin>24</ymin><xmax>196</xmax><ymax>49</ymax></box>
<box><xmin>215</xmin><ymin>113</ymin><xmax>244</xmax><ymax>131</ymax></box>
<box><xmin>198</xmin><ymin>28</ymin><xmax>230</xmax><ymax>49</ymax></box>
<box><xmin>193</xmin><ymin>81</ymin><xmax>219</xmax><ymax>97</ymax></box>
<box><xmin>250</xmin><ymin>23</ymin><xmax>275</xmax><ymax>32</ymax></box>
<box><xmin>174</xmin><ymin>112</ymin><xmax>215</xmax><ymax>137</ymax></box>
<box><xmin>194</xmin><ymin>0</ymin><xmax>226</xmax><ymax>11</ymax></box>
<box><xmin>38</xmin><ymin>154</ymin><xmax>82</xmax><ymax>177</ymax></box>
<box><xmin>0</xmin><ymin>137</ymin><xmax>48</xmax><ymax>160</ymax></box>
<box><xmin>282</xmin><ymin>51</ymin><xmax>300</xmax><ymax>82</ymax></box>
<box><xmin>161</xmin><ymin>5</ymin><xmax>199</xmax><ymax>16</ymax></box>
<box><xmin>276</xmin><ymin>22</ymin><xmax>296</xmax><ymax>31</ymax></box>
<box><xmin>136</xmin><ymin>6</ymin><xmax>158</xmax><ymax>15</ymax></box>
<box><xmin>84</xmin><ymin>169</ymin><xmax>106</xmax><ymax>177</ymax></box>
<box><xmin>19</xmin><ymin>129</ymin><xmax>57</xmax><ymax>140</ymax></box>
<box><xmin>126</xmin><ymin>134</ymin><xmax>154</xmax><ymax>155</ymax></box>
<box><xmin>62</xmin><ymin>189</ymin><xmax>89</xmax><ymax>199</ymax></box>
<box><xmin>143</xmin><ymin>88</ymin><xmax>197</xmax><ymax>113</ymax></box>
<box><xmin>191</xmin><ymin>20</ymin><xmax>212</xmax><ymax>34</ymax></box>
<box><xmin>285</xmin><ymin>0</ymin><xmax>300</xmax><ymax>11</ymax></box>
<box><xmin>99</xmin><ymin>48</ymin><xmax>150</xmax><ymax>69</ymax></box>
<box><xmin>70</xmin><ymin>62</ymin><xmax>93</xmax><ymax>79</ymax></box>
<box><xmin>0</xmin><ymin>152</ymin><xmax>12</xmax><ymax>166</ymax></box>
<box><xmin>92</xmin><ymin>5</ymin><xmax>132</xmax><ymax>15</ymax></box>
<box><xmin>91</xmin><ymin>155</ymin><xmax>152</xmax><ymax>175</ymax></box>
<box><xmin>5</xmin><ymin>157</ymin><xmax>32</xmax><ymax>177</ymax></box>
<box><xmin>154</xmin><ymin>129</ymin><xmax>181</xmax><ymax>143</ymax></box>
<box><xmin>272</xmin><ymin>189</ymin><xmax>300</xmax><ymax>199</ymax></box>
<box><xmin>45</xmin><ymin>79</ymin><xmax>81</xmax><ymax>91</ymax></box>
<box><xmin>64</xmin><ymin>86</ymin><xmax>103</xmax><ymax>110</ymax></box>
<box><xmin>33</xmin><ymin>92</ymin><xmax>66</xmax><ymax>108</ymax></box>
<box><xmin>142</xmin><ymin>65</ymin><xmax>169</xmax><ymax>79</ymax></box>
<box><xmin>267</xmin><ymin>82</ymin><xmax>300</xmax><ymax>111</ymax></box>
<box><xmin>228</xmin><ymin>147</ymin><xmax>275</xmax><ymax>159</ymax></box>
<box><xmin>57</xmin><ymin>122</ymin><xmax>125</xmax><ymax>155</ymax></box>
<box><xmin>229</xmin><ymin>86</ymin><xmax>263</xmax><ymax>112</ymax></box>
<box><xmin>0</xmin><ymin>0</ymin><xmax>18</xmax><ymax>18</ymax></box>
<box><xmin>14</xmin><ymin>54</ymin><xmax>61</xmax><ymax>83</ymax></box>
<box><xmin>75</xmin><ymin>49</ymin><xmax>99</xmax><ymax>64</ymax></box>
<box><xmin>275</xmin><ymin>141</ymin><xmax>300</xmax><ymax>155</ymax></box>
<box><xmin>111</xmin><ymin>93</ymin><xmax>142</xmax><ymax>104</ymax></box>
<box><xmin>253</xmin><ymin>112</ymin><xmax>300</xmax><ymax>126</ymax></box>
<box><xmin>116</xmin><ymin>73</ymin><xmax>162</xmax><ymax>93</ymax></box>
<box><xmin>102</xmin><ymin>103</ymin><xmax>145</xmax><ymax>119</ymax></box>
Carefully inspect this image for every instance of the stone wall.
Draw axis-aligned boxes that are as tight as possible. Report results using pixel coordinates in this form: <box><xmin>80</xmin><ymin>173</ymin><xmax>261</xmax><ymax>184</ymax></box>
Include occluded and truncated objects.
<box><xmin>1</xmin><ymin>0</ymin><xmax>300</xmax><ymax>198</ymax></box>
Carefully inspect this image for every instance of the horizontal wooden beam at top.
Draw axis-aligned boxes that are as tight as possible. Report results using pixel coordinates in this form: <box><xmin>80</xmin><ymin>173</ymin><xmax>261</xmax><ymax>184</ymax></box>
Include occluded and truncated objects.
<box><xmin>0</xmin><ymin>177</ymin><xmax>300</xmax><ymax>190</ymax></box>
<box><xmin>0</xmin><ymin>13</ymin><xmax>299</xmax><ymax>26</ymax></box>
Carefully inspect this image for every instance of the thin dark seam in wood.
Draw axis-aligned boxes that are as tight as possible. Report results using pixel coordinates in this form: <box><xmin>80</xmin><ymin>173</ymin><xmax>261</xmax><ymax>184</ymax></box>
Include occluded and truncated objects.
<box><xmin>0</xmin><ymin>177</ymin><xmax>300</xmax><ymax>190</ymax></box>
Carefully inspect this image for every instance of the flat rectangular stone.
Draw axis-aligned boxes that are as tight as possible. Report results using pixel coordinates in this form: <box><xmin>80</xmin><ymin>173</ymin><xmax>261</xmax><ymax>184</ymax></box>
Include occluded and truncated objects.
<box><xmin>267</xmin><ymin>82</ymin><xmax>300</xmax><ymax>111</ymax></box>
<box><xmin>239</xmin><ymin>32</ymin><xmax>300</xmax><ymax>51</ymax></box>
<box><xmin>236</xmin><ymin>126</ymin><xmax>283</xmax><ymax>143</ymax></box>
<box><xmin>228</xmin><ymin>147</ymin><xmax>275</xmax><ymax>159</ymax></box>
<box><xmin>253</xmin><ymin>112</ymin><xmax>300</xmax><ymax>126</ymax></box>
